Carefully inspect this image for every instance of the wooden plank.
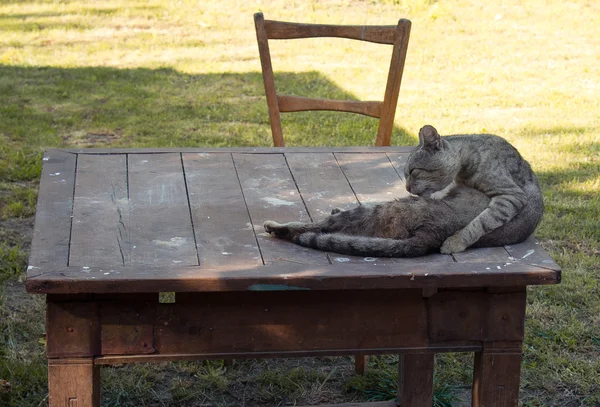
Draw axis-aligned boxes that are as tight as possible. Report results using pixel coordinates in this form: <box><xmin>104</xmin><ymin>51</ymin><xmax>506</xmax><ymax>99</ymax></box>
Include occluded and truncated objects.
<box><xmin>26</xmin><ymin>261</ymin><xmax>560</xmax><ymax>294</ymax></box>
<box><xmin>285</xmin><ymin>153</ymin><xmax>361</xmax><ymax>217</ymax></box>
<box><xmin>151</xmin><ymin>290</ymin><xmax>428</xmax><ymax>355</ymax></box>
<box><xmin>504</xmin><ymin>235</ymin><xmax>561</xmax><ymax>271</ymax></box>
<box><xmin>59</xmin><ymin>146</ymin><xmax>415</xmax><ymax>154</ymax></box>
<box><xmin>254</xmin><ymin>12</ymin><xmax>284</xmax><ymax>147</ymax></box>
<box><xmin>428</xmin><ymin>292</ymin><xmax>485</xmax><ymax>342</ymax></box>
<box><xmin>128</xmin><ymin>153</ymin><xmax>198</xmax><ymax>266</ymax></box>
<box><xmin>101</xmin><ymin>300</ymin><xmax>156</xmax><ymax>355</ymax></box>
<box><xmin>453</xmin><ymin>246</ymin><xmax>512</xmax><ymax>264</ymax></box>
<box><xmin>48</xmin><ymin>358</ymin><xmax>100</xmax><ymax>407</ymax></box>
<box><xmin>183</xmin><ymin>153</ymin><xmax>262</xmax><ymax>268</ymax></box>
<box><xmin>335</xmin><ymin>152</ymin><xmax>406</xmax><ymax>203</ymax></box>
<box><xmin>27</xmin><ymin>150</ymin><xmax>76</xmax><ymax>279</ymax></box>
<box><xmin>69</xmin><ymin>154</ymin><xmax>128</xmax><ymax>267</ymax></box>
<box><xmin>398</xmin><ymin>353</ymin><xmax>434</xmax><ymax>407</ymax></box>
<box><xmin>264</xmin><ymin>18</ymin><xmax>397</xmax><ymax>45</ymax></box>
<box><xmin>297</xmin><ymin>402</ymin><xmax>395</xmax><ymax>407</ymax></box>
<box><xmin>46</xmin><ymin>298</ymin><xmax>100</xmax><ymax>358</ymax></box>
<box><xmin>428</xmin><ymin>290</ymin><xmax>526</xmax><ymax>343</ymax></box>
<box><xmin>286</xmin><ymin>152</ymin><xmax>392</xmax><ymax>265</ymax></box>
<box><xmin>386</xmin><ymin>151</ymin><xmax>410</xmax><ymax>185</ymax></box>
<box><xmin>472</xmin><ymin>345</ymin><xmax>523</xmax><ymax>407</ymax></box>
<box><xmin>376</xmin><ymin>19</ymin><xmax>411</xmax><ymax>146</ymax></box>
<box><xmin>95</xmin><ymin>346</ymin><xmax>482</xmax><ymax>364</ymax></box>
<box><xmin>233</xmin><ymin>153</ymin><xmax>329</xmax><ymax>265</ymax></box>
<box><xmin>278</xmin><ymin>95</ymin><xmax>382</xmax><ymax>118</ymax></box>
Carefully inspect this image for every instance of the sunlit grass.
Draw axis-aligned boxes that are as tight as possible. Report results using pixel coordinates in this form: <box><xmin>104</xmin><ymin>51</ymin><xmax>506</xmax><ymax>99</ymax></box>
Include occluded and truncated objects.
<box><xmin>0</xmin><ymin>0</ymin><xmax>598</xmax><ymax>405</ymax></box>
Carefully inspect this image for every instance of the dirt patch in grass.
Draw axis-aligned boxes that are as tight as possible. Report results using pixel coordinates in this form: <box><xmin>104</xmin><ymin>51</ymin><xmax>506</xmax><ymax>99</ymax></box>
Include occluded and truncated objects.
<box><xmin>0</xmin><ymin>216</ymin><xmax>34</xmax><ymax>249</ymax></box>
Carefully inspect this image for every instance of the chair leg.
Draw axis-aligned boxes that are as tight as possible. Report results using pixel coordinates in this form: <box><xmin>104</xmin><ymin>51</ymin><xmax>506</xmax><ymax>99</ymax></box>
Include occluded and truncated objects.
<box><xmin>397</xmin><ymin>353</ymin><xmax>434</xmax><ymax>407</ymax></box>
<box><xmin>472</xmin><ymin>344</ymin><xmax>522</xmax><ymax>407</ymax></box>
<box><xmin>48</xmin><ymin>358</ymin><xmax>100</xmax><ymax>407</ymax></box>
<box><xmin>354</xmin><ymin>354</ymin><xmax>368</xmax><ymax>375</ymax></box>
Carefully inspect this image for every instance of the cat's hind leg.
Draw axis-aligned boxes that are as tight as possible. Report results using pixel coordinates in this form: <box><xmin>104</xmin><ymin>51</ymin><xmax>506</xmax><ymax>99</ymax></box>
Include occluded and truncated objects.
<box><xmin>263</xmin><ymin>220</ymin><xmax>319</xmax><ymax>241</ymax></box>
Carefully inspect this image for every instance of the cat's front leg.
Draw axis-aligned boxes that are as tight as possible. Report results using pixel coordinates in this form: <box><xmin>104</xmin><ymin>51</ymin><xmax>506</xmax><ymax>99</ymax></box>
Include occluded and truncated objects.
<box><xmin>439</xmin><ymin>233</ymin><xmax>469</xmax><ymax>254</ymax></box>
<box><xmin>430</xmin><ymin>180</ymin><xmax>457</xmax><ymax>200</ymax></box>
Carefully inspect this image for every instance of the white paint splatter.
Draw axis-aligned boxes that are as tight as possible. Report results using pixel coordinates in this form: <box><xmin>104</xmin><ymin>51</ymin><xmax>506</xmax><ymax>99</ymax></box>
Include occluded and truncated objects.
<box><xmin>104</xmin><ymin>272</ymin><xmax>110</xmax><ymax>275</ymax></box>
<box><xmin>27</xmin><ymin>265</ymin><xmax>39</xmax><ymax>271</ymax></box>
<box><xmin>222</xmin><ymin>252</ymin><xmax>231</xmax><ymax>255</ymax></box>
<box><xmin>496</xmin><ymin>266</ymin><xmax>502</xmax><ymax>269</ymax></box>
<box><xmin>334</xmin><ymin>257</ymin><xmax>350</xmax><ymax>263</ymax></box>
<box><xmin>262</xmin><ymin>197</ymin><xmax>295</xmax><ymax>206</ymax></box>
<box><xmin>153</xmin><ymin>237</ymin><xmax>188</xmax><ymax>247</ymax></box>
<box><xmin>43</xmin><ymin>157</ymin><xmax>49</xmax><ymax>161</ymax></box>
<box><xmin>172</xmin><ymin>260</ymin><xmax>182</xmax><ymax>264</ymax></box>
<box><xmin>521</xmin><ymin>249</ymin><xmax>535</xmax><ymax>259</ymax></box>
<box><xmin>364</xmin><ymin>257</ymin><xmax>377</xmax><ymax>262</ymax></box>
<box><xmin>49</xmin><ymin>172</ymin><xmax>61</xmax><ymax>176</ymax></box>
<box><xmin>142</xmin><ymin>160</ymin><xmax>149</xmax><ymax>163</ymax></box>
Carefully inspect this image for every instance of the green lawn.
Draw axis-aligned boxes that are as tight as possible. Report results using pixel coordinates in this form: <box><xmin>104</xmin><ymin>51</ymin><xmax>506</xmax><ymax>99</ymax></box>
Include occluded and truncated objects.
<box><xmin>1</xmin><ymin>0</ymin><xmax>599</xmax><ymax>406</ymax></box>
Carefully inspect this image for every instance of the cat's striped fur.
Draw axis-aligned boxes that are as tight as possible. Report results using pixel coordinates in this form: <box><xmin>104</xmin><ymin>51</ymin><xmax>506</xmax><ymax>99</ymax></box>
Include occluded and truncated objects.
<box><xmin>405</xmin><ymin>125</ymin><xmax>543</xmax><ymax>253</ymax></box>
<box><xmin>264</xmin><ymin>185</ymin><xmax>490</xmax><ymax>257</ymax></box>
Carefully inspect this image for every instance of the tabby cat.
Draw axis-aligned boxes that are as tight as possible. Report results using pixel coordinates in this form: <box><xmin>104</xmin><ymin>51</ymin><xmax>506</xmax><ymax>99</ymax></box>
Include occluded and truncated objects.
<box><xmin>264</xmin><ymin>125</ymin><xmax>543</xmax><ymax>257</ymax></box>
<box><xmin>263</xmin><ymin>185</ymin><xmax>490</xmax><ymax>257</ymax></box>
<box><xmin>405</xmin><ymin>125</ymin><xmax>543</xmax><ymax>253</ymax></box>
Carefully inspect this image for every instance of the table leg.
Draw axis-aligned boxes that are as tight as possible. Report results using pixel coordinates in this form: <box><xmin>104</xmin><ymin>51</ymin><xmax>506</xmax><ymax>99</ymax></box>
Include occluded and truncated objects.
<box><xmin>397</xmin><ymin>352</ymin><xmax>434</xmax><ymax>407</ymax></box>
<box><xmin>48</xmin><ymin>358</ymin><xmax>100</xmax><ymax>407</ymax></box>
<box><xmin>472</xmin><ymin>343</ymin><xmax>522</xmax><ymax>407</ymax></box>
<box><xmin>354</xmin><ymin>355</ymin><xmax>368</xmax><ymax>375</ymax></box>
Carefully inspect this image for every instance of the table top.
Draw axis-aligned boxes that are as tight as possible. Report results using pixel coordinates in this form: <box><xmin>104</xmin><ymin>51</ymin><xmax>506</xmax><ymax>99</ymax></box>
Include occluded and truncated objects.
<box><xmin>26</xmin><ymin>147</ymin><xmax>560</xmax><ymax>294</ymax></box>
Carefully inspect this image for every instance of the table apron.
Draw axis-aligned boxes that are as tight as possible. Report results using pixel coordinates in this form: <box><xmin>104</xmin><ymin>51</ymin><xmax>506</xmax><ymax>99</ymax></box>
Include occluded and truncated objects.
<box><xmin>46</xmin><ymin>288</ymin><xmax>526</xmax><ymax>359</ymax></box>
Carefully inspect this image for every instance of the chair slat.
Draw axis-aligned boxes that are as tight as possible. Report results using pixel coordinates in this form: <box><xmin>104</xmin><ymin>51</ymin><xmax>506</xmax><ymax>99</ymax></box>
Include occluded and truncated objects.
<box><xmin>265</xmin><ymin>20</ymin><xmax>397</xmax><ymax>45</ymax></box>
<box><xmin>278</xmin><ymin>95</ymin><xmax>382</xmax><ymax>118</ymax></box>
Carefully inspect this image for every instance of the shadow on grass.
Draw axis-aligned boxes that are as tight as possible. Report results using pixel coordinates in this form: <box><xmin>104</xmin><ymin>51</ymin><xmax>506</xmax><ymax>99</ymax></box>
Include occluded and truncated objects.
<box><xmin>0</xmin><ymin>64</ymin><xmax>414</xmax><ymax>146</ymax></box>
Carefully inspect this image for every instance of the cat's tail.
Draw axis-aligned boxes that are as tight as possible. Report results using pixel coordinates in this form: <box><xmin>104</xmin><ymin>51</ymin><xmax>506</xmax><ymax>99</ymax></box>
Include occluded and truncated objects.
<box><xmin>294</xmin><ymin>232</ymin><xmax>431</xmax><ymax>258</ymax></box>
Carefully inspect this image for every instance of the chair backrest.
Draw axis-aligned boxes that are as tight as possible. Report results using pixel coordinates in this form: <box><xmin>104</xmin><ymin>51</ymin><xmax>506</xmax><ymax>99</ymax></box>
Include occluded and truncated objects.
<box><xmin>254</xmin><ymin>12</ymin><xmax>411</xmax><ymax>147</ymax></box>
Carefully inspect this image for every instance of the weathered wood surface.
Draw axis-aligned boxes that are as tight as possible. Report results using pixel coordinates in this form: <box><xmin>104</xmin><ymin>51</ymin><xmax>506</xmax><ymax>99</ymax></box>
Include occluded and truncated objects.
<box><xmin>69</xmin><ymin>154</ymin><xmax>128</xmax><ymax>267</ymax></box>
<box><xmin>183</xmin><ymin>153</ymin><xmax>262</xmax><ymax>268</ymax></box>
<box><xmin>398</xmin><ymin>353</ymin><xmax>434</xmax><ymax>407</ymax></box>
<box><xmin>27</xmin><ymin>261</ymin><xmax>560</xmax><ymax>294</ymax></box>
<box><xmin>278</xmin><ymin>95</ymin><xmax>383</xmax><ymax>118</ymax></box>
<box><xmin>27</xmin><ymin>150</ymin><xmax>76</xmax><ymax>277</ymax></box>
<box><xmin>47</xmin><ymin>288</ymin><xmax>525</xmax><ymax>359</ymax></box>
<box><xmin>263</xmin><ymin>17</ymin><xmax>400</xmax><ymax>44</ymax></box>
<box><xmin>48</xmin><ymin>358</ymin><xmax>100</xmax><ymax>407</ymax></box>
<box><xmin>27</xmin><ymin>149</ymin><xmax>561</xmax><ymax>294</ymax></box>
<box><xmin>128</xmin><ymin>153</ymin><xmax>198</xmax><ymax>266</ymax></box>
<box><xmin>472</xmin><ymin>343</ymin><xmax>523</xmax><ymax>407</ymax></box>
<box><xmin>296</xmin><ymin>402</ymin><xmax>395</xmax><ymax>407</ymax></box>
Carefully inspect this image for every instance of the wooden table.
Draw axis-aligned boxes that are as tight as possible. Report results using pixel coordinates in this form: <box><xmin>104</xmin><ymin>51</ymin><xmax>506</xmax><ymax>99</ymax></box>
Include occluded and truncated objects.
<box><xmin>26</xmin><ymin>147</ymin><xmax>561</xmax><ymax>407</ymax></box>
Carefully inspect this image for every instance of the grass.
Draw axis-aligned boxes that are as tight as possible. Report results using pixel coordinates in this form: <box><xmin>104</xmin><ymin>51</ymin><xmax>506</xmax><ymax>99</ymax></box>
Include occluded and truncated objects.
<box><xmin>0</xmin><ymin>0</ymin><xmax>599</xmax><ymax>405</ymax></box>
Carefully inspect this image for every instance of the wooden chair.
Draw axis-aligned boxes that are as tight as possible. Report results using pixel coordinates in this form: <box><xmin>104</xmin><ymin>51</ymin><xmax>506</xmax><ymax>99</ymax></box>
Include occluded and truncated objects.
<box><xmin>254</xmin><ymin>13</ymin><xmax>411</xmax><ymax>374</ymax></box>
<box><xmin>254</xmin><ymin>12</ymin><xmax>412</xmax><ymax>147</ymax></box>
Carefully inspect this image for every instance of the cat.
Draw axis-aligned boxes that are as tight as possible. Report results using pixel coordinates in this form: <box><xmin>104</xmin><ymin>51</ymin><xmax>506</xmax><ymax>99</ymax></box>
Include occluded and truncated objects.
<box><xmin>404</xmin><ymin>125</ymin><xmax>544</xmax><ymax>254</ymax></box>
<box><xmin>263</xmin><ymin>185</ymin><xmax>490</xmax><ymax>257</ymax></box>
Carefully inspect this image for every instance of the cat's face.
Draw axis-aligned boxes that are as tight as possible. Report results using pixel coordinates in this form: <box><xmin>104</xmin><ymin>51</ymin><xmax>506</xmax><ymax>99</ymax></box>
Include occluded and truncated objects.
<box><xmin>404</xmin><ymin>125</ymin><xmax>459</xmax><ymax>197</ymax></box>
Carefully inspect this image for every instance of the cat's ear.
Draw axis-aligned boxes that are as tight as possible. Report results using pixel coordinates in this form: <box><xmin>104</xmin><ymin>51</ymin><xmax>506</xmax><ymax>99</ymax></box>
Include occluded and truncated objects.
<box><xmin>418</xmin><ymin>125</ymin><xmax>444</xmax><ymax>151</ymax></box>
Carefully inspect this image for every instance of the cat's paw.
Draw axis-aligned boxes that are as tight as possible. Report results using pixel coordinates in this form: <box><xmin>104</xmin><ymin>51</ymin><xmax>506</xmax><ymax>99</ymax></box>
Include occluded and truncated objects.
<box><xmin>263</xmin><ymin>220</ymin><xmax>281</xmax><ymax>234</ymax></box>
<box><xmin>263</xmin><ymin>220</ymin><xmax>297</xmax><ymax>240</ymax></box>
<box><xmin>430</xmin><ymin>190</ymin><xmax>446</xmax><ymax>200</ymax></box>
<box><xmin>440</xmin><ymin>234</ymin><xmax>469</xmax><ymax>254</ymax></box>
